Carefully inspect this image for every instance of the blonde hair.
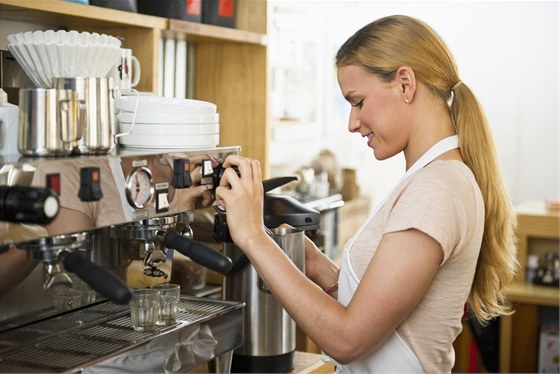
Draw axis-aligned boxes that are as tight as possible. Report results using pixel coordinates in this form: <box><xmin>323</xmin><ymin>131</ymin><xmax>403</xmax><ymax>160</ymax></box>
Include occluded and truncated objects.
<box><xmin>336</xmin><ymin>15</ymin><xmax>518</xmax><ymax>324</ymax></box>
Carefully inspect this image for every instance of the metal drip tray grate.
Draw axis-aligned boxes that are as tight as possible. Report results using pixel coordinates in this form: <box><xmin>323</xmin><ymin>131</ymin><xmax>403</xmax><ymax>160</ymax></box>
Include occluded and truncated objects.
<box><xmin>0</xmin><ymin>296</ymin><xmax>244</xmax><ymax>373</ymax></box>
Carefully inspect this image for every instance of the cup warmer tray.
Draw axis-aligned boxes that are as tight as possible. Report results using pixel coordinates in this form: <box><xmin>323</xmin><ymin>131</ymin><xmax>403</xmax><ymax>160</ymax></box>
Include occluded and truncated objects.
<box><xmin>0</xmin><ymin>296</ymin><xmax>244</xmax><ymax>373</ymax></box>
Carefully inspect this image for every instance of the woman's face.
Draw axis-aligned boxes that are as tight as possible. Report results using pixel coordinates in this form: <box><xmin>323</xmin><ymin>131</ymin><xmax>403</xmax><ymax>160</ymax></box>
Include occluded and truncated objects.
<box><xmin>337</xmin><ymin>64</ymin><xmax>409</xmax><ymax>160</ymax></box>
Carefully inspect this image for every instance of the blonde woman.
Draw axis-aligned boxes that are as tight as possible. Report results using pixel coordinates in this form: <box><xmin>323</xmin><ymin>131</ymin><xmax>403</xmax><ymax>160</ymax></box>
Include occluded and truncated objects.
<box><xmin>215</xmin><ymin>15</ymin><xmax>518</xmax><ymax>373</ymax></box>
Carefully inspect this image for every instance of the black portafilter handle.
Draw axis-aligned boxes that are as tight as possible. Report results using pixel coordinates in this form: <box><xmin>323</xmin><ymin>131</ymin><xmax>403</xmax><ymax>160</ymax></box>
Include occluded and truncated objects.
<box><xmin>61</xmin><ymin>251</ymin><xmax>132</xmax><ymax>304</ymax></box>
<box><xmin>164</xmin><ymin>231</ymin><xmax>233</xmax><ymax>274</ymax></box>
<box><xmin>0</xmin><ymin>185</ymin><xmax>60</xmax><ymax>224</ymax></box>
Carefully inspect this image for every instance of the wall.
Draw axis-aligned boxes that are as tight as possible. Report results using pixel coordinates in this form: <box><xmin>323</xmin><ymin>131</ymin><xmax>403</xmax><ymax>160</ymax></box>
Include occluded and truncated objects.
<box><xmin>268</xmin><ymin>1</ymin><xmax>559</xmax><ymax>207</ymax></box>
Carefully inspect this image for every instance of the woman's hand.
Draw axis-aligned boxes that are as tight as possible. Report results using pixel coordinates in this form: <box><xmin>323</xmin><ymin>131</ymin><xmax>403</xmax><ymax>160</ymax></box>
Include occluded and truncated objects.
<box><xmin>214</xmin><ymin>155</ymin><xmax>268</xmax><ymax>250</ymax></box>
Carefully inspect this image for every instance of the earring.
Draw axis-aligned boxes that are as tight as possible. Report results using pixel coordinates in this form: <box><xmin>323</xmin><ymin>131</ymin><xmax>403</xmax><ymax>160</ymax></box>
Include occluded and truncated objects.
<box><xmin>404</xmin><ymin>97</ymin><xmax>410</xmax><ymax>104</ymax></box>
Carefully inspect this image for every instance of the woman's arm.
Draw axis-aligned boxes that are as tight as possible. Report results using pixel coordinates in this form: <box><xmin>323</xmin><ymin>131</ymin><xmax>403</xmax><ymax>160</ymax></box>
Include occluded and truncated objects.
<box><xmin>303</xmin><ymin>235</ymin><xmax>339</xmax><ymax>296</ymax></box>
<box><xmin>216</xmin><ymin>155</ymin><xmax>443</xmax><ymax>364</ymax></box>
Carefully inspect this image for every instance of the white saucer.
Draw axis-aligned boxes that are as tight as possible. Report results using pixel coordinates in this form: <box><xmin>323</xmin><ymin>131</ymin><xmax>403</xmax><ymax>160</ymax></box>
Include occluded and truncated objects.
<box><xmin>117</xmin><ymin>96</ymin><xmax>217</xmax><ymax>115</ymax></box>
<box><xmin>118</xmin><ymin>122</ymin><xmax>219</xmax><ymax>136</ymax></box>
<box><xmin>117</xmin><ymin>112</ymin><xmax>219</xmax><ymax>124</ymax></box>
<box><xmin>118</xmin><ymin>134</ymin><xmax>219</xmax><ymax>149</ymax></box>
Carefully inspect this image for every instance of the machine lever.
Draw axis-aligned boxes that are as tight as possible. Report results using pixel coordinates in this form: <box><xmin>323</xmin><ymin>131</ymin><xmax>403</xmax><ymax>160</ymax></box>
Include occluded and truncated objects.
<box><xmin>164</xmin><ymin>231</ymin><xmax>233</xmax><ymax>274</ymax></box>
<box><xmin>262</xmin><ymin>176</ymin><xmax>298</xmax><ymax>193</ymax></box>
<box><xmin>61</xmin><ymin>251</ymin><xmax>132</xmax><ymax>304</ymax></box>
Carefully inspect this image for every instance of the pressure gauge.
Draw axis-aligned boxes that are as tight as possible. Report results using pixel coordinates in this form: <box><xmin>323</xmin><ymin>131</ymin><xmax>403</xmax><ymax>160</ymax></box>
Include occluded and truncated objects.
<box><xmin>125</xmin><ymin>166</ymin><xmax>155</xmax><ymax>209</ymax></box>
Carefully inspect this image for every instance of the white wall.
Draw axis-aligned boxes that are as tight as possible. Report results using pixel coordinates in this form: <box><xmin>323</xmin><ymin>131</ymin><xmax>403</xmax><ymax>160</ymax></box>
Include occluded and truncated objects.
<box><xmin>268</xmin><ymin>0</ymin><xmax>559</xmax><ymax>207</ymax></box>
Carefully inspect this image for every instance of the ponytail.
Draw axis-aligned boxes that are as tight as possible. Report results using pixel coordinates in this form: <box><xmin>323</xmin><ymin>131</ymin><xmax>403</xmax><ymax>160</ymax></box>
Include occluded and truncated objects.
<box><xmin>451</xmin><ymin>84</ymin><xmax>519</xmax><ymax>324</ymax></box>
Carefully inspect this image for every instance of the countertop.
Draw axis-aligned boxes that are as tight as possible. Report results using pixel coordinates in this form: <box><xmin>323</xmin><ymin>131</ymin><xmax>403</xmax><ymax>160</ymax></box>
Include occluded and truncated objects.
<box><xmin>291</xmin><ymin>351</ymin><xmax>335</xmax><ymax>373</ymax></box>
<box><xmin>188</xmin><ymin>351</ymin><xmax>335</xmax><ymax>373</ymax></box>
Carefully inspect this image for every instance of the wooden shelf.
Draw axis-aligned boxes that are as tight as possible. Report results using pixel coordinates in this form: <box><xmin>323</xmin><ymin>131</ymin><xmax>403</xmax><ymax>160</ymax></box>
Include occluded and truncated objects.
<box><xmin>0</xmin><ymin>0</ymin><xmax>267</xmax><ymax>46</ymax></box>
<box><xmin>499</xmin><ymin>200</ymin><xmax>560</xmax><ymax>373</ymax></box>
<box><xmin>0</xmin><ymin>0</ymin><xmax>269</xmax><ymax>173</ymax></box>
<box><xmin>0</xmin><ymin>0</ymin><xmax>167</xmax><ymax>29</ymax></box>
<box><xmin>506</xmin><ymin>282</ymin><xmax>559</xmax><ymax>307</ymax></box>
<box><xmin>168</xmin><ymin>19</ymin><xmax>267</xmax><ymax>45</ymax></box>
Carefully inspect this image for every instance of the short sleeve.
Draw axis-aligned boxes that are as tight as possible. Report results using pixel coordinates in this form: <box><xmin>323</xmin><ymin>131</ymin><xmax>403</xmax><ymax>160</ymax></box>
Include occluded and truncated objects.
<box><xmin>384</xmin><ymin>162</ymin><xmax>480</xmax><ymax>263</ymax></box>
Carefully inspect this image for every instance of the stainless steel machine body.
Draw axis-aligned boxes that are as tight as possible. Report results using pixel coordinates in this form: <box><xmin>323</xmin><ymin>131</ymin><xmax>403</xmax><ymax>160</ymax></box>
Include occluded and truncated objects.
<box><xmin>0</xmin><ymin>146</ymin><xmax>244</xmax><ymax>373</ymax></box>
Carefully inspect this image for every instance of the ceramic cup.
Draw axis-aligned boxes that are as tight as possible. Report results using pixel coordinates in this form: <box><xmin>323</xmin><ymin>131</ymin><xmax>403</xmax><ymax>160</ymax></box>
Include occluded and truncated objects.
<box><xmin>108</xmin><ymin>48</ymin><xmax>141</xmax><ymax>91</ymax></box>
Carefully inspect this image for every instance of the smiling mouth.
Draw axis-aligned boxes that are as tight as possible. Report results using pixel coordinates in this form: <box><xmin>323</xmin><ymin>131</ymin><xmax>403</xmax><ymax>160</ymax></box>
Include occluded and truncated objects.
<box><xmin>363</xmin><ymin>133</ymin><xmax>374</xmax><ymax>146</ymax></box>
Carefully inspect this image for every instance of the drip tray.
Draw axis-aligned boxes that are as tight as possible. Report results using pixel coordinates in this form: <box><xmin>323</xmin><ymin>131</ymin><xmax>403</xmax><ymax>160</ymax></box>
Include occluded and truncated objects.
<box><xmin>0</xmin><ymin>296</ymin><xmax>244</xmax><ymax>373</ymax></box>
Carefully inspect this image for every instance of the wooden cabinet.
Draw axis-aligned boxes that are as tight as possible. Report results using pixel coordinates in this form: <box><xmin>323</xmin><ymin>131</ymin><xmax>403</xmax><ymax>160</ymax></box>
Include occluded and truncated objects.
<box><xmin>0</xmin><ymin>0</ymin><xmax>269</xmax><ymax>173</ymax></box>
<box><xmin>499</xmin><ymin>200</ymin><xmax>559</xmax><ymax>373</ymax></box>
<box><xmin>453</xmin><ymin>200</ymin><xmax>559</xmax><ymax>373</ymax></box>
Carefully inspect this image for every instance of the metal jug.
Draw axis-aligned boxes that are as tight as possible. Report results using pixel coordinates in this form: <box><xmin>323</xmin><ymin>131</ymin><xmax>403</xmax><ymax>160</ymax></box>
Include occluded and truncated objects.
<box><xmin>257</xmin><ymin>227</ymin><xmax>305</xmax><ymax>293</ymax></box>
<box><xmin>218</xmin><ymin>176</ymin><xmax>320</xmax><ymax>373</ymax></box>
<box><xmin>17</xmin><ymin>88</ymin><xmax>80</xmax><ymax>156</ymax></box>
<box><xmin>52</xmin><ymin>77</ymin><xmax>115</xmax><ymax>154</ymax></box>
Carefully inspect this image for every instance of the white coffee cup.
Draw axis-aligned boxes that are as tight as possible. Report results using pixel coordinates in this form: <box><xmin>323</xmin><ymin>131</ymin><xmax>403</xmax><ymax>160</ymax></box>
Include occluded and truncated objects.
<box><xmin>109</xmin><ymin>48</ymin><xmax>141</xmax><ymax>91</ymax></box>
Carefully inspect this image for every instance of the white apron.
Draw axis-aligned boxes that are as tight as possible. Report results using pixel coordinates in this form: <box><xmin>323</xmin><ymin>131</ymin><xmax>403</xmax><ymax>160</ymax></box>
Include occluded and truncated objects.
<box><xmin>335</xmin><ymin>136</ymin><xmax>459</xmax><ymax>373</ymax></box>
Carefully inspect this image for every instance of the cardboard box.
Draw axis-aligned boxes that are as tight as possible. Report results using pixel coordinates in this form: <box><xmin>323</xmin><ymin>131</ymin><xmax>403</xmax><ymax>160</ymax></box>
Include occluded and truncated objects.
<box><xmin>137</xmin><ymin>0</ymin><xmax>202</xmax><ymax>22</ymax></box>
<box><xmin>202</xmin><ymin>0</ymin><xmax>235</xmax><ymax>28</ymax></box>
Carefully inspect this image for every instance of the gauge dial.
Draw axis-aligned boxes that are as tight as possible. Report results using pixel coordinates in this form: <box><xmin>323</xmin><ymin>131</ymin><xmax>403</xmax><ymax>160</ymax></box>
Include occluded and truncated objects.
<box><xmin>125</xmin><ymin>167</ymin><xmax>155</xmax><ymax>209</ymax></box>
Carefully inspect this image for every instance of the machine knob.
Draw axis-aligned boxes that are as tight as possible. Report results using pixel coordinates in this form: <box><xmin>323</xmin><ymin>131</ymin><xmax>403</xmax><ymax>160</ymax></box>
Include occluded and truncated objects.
<box><xmin>78</xmin><ymin>167</ymin><xmax>103</xmax><ymax>202</ymax></box>
<box><xmin>0</xmin><ymin>185</ymin><xmax>60</xmax><ymax>224</ymax></box>
<box><xmin>171</xmin><ymin>159</ymin><xmax>192</xmax><ymax>189</ymax></box>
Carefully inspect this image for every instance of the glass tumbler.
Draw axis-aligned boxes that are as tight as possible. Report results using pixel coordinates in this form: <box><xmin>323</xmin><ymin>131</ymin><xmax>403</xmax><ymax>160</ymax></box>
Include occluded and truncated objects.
<box><xmin>151</xmin><ymin>283</ymin><xmax>181</xmax><ymax>325</ymax></box>
<box><xmin>129</xmin><ymin>288</ymin><xmax>159</xmax><ymax>331</ymax></box>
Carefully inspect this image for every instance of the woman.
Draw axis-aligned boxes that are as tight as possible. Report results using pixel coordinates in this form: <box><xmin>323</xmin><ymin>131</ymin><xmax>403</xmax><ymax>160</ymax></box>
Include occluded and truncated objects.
<box><xmin>215</xmin><ymin>15</ymin><xmax>518</xmax><ymax>372</ymax></box>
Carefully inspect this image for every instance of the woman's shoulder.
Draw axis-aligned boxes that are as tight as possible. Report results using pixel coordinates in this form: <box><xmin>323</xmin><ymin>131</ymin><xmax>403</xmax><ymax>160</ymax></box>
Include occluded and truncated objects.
<box><xmin>416</xmin><ymin>160</ymin><xmax>477</xmax><ymax>187</ymax></box>
<box><xmin>401</xmin><ymin>159</ymin><xmax>482</xmax><ymax>205</ymax></box>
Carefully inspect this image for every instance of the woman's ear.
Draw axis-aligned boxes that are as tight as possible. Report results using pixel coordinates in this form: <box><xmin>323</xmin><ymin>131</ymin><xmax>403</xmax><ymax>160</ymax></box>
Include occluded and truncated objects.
<box><xmin>396</xmin><ymin>66</ymin><xmax>416</xmax><ymax>103</ymax></box>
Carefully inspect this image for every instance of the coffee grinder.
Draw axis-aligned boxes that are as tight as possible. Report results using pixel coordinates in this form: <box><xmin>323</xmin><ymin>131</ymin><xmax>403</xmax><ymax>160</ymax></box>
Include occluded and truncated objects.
<box><xmin>215</xmin><ymin>176</ymin><xmax>320</xmax><ymax>373</ymax></box>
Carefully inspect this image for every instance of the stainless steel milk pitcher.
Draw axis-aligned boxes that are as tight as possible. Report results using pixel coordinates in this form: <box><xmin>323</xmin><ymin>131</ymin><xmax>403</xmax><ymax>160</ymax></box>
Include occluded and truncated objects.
<box><xmin>52</xmin><ymin>77</ymin><xmax>115</xmax><ymax>154</ymax></box>
<box><xmin>258</xmin><ymin>227</ymin><xmax>305</xmax><ymax>293</ymax></box>
<box><xmin>18</xmin><ymin>88</ymin><xmax>80</xmax><ymax>156</ymax></box>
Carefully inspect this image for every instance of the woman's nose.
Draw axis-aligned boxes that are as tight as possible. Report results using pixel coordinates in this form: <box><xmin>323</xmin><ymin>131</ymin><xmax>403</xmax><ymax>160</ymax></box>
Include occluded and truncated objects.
<box><xmin>348</xmin><ymin>115</ymin><xmax>361</xmax><ymax>133</ymax></box>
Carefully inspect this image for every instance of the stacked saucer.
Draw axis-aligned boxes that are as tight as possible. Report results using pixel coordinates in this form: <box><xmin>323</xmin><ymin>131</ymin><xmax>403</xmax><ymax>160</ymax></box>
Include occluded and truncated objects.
<box><xmin>116</xmin><ymin>95</ymin><xmax>220</xmax><ymax>150</ymax></box>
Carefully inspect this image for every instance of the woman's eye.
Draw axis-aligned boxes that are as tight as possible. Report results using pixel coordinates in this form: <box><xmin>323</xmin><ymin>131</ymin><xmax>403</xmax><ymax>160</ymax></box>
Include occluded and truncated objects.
<box><xmin>352</xmin><ymin>99</ymin><xmax>364</xmax><ymax>109</ymax></box>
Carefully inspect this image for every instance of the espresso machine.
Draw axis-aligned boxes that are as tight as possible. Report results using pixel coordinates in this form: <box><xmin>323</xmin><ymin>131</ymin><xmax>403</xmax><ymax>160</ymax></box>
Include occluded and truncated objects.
<box><xmin>215</xmin><ymin>176</ymin><xmax>320</xmax><ymax>373</ymax></box>
<box><xmin>0</xmin><ymin>147</ymin><xmax>245</xmax><ymax>373</ymax></box>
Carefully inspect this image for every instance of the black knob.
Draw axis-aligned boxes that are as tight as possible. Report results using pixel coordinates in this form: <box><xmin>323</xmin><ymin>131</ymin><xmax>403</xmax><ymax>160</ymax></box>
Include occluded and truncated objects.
<box><xmin>78</xmin><ymin>167</ymin><xmax>103</xmax><ymax>202</ymax></box>
<box><xmin>0</xmin><ymin>186</ymin><xmax>60</xmax><ymax>224</ymax></box>
<box><xmin>212</xmin><ymin>164</ymin><xmax>240</xmax><ymax>189</ymax></box>
<box><xmin>171</xmin><ymin>159</ymin><xmax>192</xmax><ymax>189</ymax></box>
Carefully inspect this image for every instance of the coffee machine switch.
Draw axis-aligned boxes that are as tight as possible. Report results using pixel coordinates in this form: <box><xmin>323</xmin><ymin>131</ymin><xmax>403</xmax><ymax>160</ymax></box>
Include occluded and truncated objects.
<box><xmin>171</xmin><ymin>159</ymin><xmax>192</xmax><ymax>188</ymax></box>
<box><xmin>78</xmin><ymin>167</ymin><xmax>103</xmax><ymax>202</ymax></box>
<box><xmin>155</xmin><ymin>183</ymin><xmax>170</xmax><ymax>213</ymax></box>
<box><xmin>201</xmin><ymin>159</ymin><xmax>214</xmax><ymax>186</ymax></box>
<box><xmin>46</xmin><ymin>173</ymin><xmax>61</xmax><ymax>195</ymax></box>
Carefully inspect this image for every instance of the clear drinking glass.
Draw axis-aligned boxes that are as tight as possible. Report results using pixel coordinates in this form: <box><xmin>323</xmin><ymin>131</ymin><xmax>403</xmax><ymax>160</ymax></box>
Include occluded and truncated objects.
<box><xmin>129</xmin><ymin>288</ymin><xmax>159</xmax><ymax>331</ymax></box>
<box><xmin>151</xmin><ymin>283</ymin><xmax>181</xmax><ymax>325</ymax></box>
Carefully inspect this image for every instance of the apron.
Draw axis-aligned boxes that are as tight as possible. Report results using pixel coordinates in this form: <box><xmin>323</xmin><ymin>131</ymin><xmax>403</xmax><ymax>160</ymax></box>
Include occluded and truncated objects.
<box><xmin>335</xmin><ymin>135</ymin><xmax>459</xmax><ymax>373</ymax></box>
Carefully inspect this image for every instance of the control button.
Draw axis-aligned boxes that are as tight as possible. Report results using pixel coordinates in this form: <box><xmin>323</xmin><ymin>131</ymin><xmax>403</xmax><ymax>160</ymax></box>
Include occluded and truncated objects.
<box><xmin>171</xmin><ymin>159</ymin><xmax>192</xmax><ymax>189</ymax></box>
<box><xmin>46</xmin><ymin>173</ymin><xmax>61</xmax><ymax>196</ymax></box>
<box><xmin>201</xmin><ymin>159</ymin><xmax>214</xmax><ymax>186</ymax></box>
<box><xmin>155</xmin><ymin>182</ymin><xmax>169</xmax><ymax>213</ymax></box>
<box><xmin>78</xmin><ymin>167</ymin><xmax>103</xmax><ymax>202</ymax></box>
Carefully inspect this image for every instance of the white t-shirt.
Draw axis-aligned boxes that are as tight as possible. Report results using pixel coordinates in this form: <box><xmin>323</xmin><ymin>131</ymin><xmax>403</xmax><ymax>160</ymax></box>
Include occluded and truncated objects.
<box><xmin>349</xmin><ymin>160</ymin><xmax>484</xmax><ymax>372</ymax></box>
